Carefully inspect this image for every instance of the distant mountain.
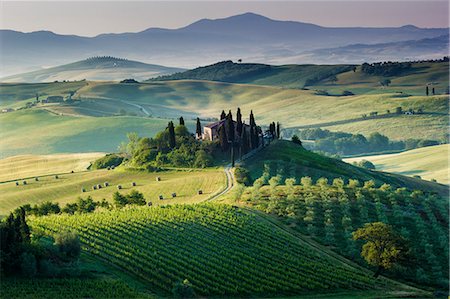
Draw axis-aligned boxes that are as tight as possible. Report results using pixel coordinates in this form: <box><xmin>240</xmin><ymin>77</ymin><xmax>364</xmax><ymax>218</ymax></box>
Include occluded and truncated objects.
<box><xmin>1</xmin><ymin>12</ymin><xmax>448</xmax><ymax>76</ymax></box>
<box><xmin>1</xmin><ymin>56</ymin><xmax>184</xmax><ymax>82</ymax></box>
<box><xmin>290</xmin><ymin>34</ymin><xmax>450</xmax><ymax>64</ymax></box>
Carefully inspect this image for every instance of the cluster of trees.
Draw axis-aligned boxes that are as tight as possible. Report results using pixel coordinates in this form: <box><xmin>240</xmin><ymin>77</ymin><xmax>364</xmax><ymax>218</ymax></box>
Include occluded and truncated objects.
<box><xmin>113</xmin><ymin>190</ymin><xmax>146</xmax><ymax>208</ymax></box>
<box><xmin>119</xmin><ymin>120</ymin><xmax>215</xmax><ymax>169</ymax></box>
<box><xmin>0</xmin><ymin>208</ymin><xmax>81</xmax><ymax>278</ymax></box>
<box><xmin>303</xmin><ymin>65</ymin><xmax>354</xmax><ymax>86</ymax></box>
<box><xmin>92</xmin><ymin>154</ymin><xmax>124</xmax><ymax>169</ymax></box>
<box><xmin>352</xmin><ymin>160</ymin><xmax>376</xmax><ymax>170</ymax></box>
<box><xmin>296</xmin><ymin>128</ymin><xmax>440</xmax><ymax>156</ymax></box>
<box><xmin>23</xmin><ymin>197</ymin><xmax>110</xmax><ymax>217</ymax></box>
<box><xmin>361</xmin><ymin>61</ymin><xmax>412</xmax><ymax>76</ymax></box>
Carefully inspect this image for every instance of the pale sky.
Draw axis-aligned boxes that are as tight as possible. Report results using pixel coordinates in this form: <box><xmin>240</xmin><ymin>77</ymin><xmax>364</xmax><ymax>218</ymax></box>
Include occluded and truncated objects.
<box><xmin>0</xmin><ymin>1</ymin><xmax>448</xmax><ymax>37</ymax></box>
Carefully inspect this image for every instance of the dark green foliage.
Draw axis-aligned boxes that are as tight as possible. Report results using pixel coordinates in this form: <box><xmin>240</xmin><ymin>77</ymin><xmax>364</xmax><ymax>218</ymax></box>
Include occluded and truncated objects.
<box><xmin>361</xmin><ymin>62</ymin><xmax>412</xmax><ymax>76</ymax></box>
<box><xmin>220</xmin><ymin>110</ymin><xmax>226</xmax><ymax>120</ymax></box>
<box><xmin>235</xmin><ymin>167</ymin><xmax>251</xmax><ymax>186</ymax></box>
<box><xmin>291</xmin><ymin>135</ymin><xmax>302</xmax><ymax>146</ymax></box>
<box><xmin>218</xmin><ymin>125</ymin><xmax>228</xmax><ymax>151</ymax></box>
<box><xmin>54</xmin><ymin>231</ymin><xmax>81</xmax><ymax>262</ymax></box>
<box><xmin>20</xmin><ymin>252</ymin><xmax>37</xmax><ymax>277</ymax></box>
<box><xmin>194</xmin><ymin>150</ymin><xmax>213</xmax><ymax>168</ymax></box>
<box><xmin>226</xmin><ymin>110</ymin><xmax>235</xmax><ymax>142</ymax></box>
<box><xmin>120</xmin><ymin>78</ymin><xmax>139</xmax><ymax>83</ymax></box>
<box><xmin>113</xmin><ymin>190</ymin><xmax>146</xmax><ymax>208</ymax></box>
<box><xmin>172</xmin><ymin>279</ymin><xmax>196</xmax><ymax>298</ymax></box>
<box><xmin>236</xmin><ymin>108</ymin><xmax>243</xmax><ymax>136</ymax></box>
<box><xmin>276</xmin><ymin>122</ymin><xmax>281</xmax><ymax>139</ymax></box>
<box><xmin>92</xmin><ymin>154</ymin><xmax>123</xmax><ymax>169</ymax></box>
<box><xmin>196</xmin><ymin>117</ymin><xmax>202</xmax><ymax>138</ymax></box>
<box><xmin>27</xmin><ymin>201</ymin><xmax>61</xmax><ymax>216</ymax></box>
<box><xmin>296</xmin><ymin>128</ymin><xmax>439</xmax><ymax>156</ymax></box>
<box><xmin>168</xmin><ymin>121</ymin><xmax>176</xmax><ymax>149</ymax></box>
<box><xmin>179</xmin><ymin>116</ymin><xmax>185</xmax><ymax>126</ymax></box>
<box><xmin>354</xmin><ymin>160</ymin><xmax>376</xmax><ymax>170</ymax></box>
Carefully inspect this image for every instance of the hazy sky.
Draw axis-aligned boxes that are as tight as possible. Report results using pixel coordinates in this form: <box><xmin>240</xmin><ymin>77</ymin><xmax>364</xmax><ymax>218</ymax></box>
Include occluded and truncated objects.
<box><xmin>1</xmin><ymin>1</ymin><xmax>448</xmax><ymax>36</ymax></box>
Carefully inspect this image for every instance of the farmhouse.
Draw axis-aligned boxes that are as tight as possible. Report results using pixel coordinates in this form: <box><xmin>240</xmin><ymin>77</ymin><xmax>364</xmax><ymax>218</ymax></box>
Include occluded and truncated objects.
<box><xmin>1</xmin><ymin>108</ymin><xmax>13</xmax><ymax>113</ymax></box>
<box><xmin>202</xmin><ymin>119</ymin><xmax>250</xmax><ymax>141</ymax></box>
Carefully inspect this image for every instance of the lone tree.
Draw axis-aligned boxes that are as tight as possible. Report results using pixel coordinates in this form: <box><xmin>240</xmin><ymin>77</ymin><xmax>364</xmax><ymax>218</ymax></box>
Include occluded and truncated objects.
<box><xmin>426</xmin><ymin>85</ymin><xmax>429</xmax><ymax>96</ymax></box>
<box><xmin>276</xmin><ymin>122</ymin><xmax>281</xmax><ymax>139</ymax></box>
<box><xmin>432</xmin><ymin>87</ymin><xmax>435</xmax><ymax>95</ymax></box>
<box><xmin>249</xmin><ymin>110</ymin><xmax>256</xmax><ymax>127</ymax></box>
<box><xmin>220</xmin><ymin>110</ymin><xmax>226</xmax><ymax>120</ymax></box>
<box><xmin>196</xmin><ymin>117</ymin><xmax>202</xmax><ymax>139</ymax></box>
<box><xmin>353</xmin><ymin>222</ymin><xmax>408</xmax><ymax>277</ymax></box>
<box><xmin>179</xmin><ymin>116</ymin><xmax>185</xmax><ymax>126</ymax></box>
<box><xmin>167</xmin><ymin>121</ymin><xmax>176</xmax><ymax>149</ymax></box>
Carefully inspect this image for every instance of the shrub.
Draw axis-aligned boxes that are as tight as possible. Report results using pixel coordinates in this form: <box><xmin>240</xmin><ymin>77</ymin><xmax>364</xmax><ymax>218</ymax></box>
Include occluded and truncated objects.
<box><xmin>291</xmin><ymin>135</ymin><xmax>302</xmax><ymax>146</ymax></box>
<box><xmin>54</xmin><ymin>231</ymin><xmax>81</xmax><ymax>262</ymax></box>
<box><xmin>92</xmin><ymin>154</ymin><xmax>123</xmax><ymax>169</ymax></box>
<box><xmin>172</xmin><ymin>279</ymin><xmax>195</xmax><ymax>298</ymax></box>
<box><xmin>235</xmin><ymin>167</ymin><xmax>251</xmax><ymax>186</ymax></box>
<box><xmin>20</xmin><ymin>252</ymin><xmax>37</xmax><ymax>277</ymax></box>
<box><xmin>356</xmin><ymin>160</ymin><xmax>376</xmax><ymax>170</ymax></box>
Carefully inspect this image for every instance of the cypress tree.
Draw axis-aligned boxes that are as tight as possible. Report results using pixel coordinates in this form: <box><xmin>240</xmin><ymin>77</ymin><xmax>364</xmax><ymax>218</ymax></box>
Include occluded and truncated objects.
<box><xmin>249</xmin><ymin>110</ymin><xmax>256</xmax><ymax>127</ymax></box>
<box><xmin>220</xmin><ymin>110</ymin><xmax>226</xmax><ymax>120</ymax></box>
<box><xmin>276</xmin><ymin>122</ymin><xmax>281</xmax><ymax>139</ymax></box>
<box><xmin>179</xmin><ymin>116</ymin><xmax>185</xmax><ymax>126</ymax></box>
<box><xmin>241</xmin><ymin>127</ymin><xmax>249</xmax><ymax>154</ymax></box>
<box><xmin>168</xmin><ymin>121</ymin><xmax>176</xmax><ymax>149</ymax></box>
<box><xmin>17</xmin><ymin>207</ymin><xmax>30</xmax><ymax>243</ymax></box>
<box><xmin>236</xmin><ymin>108</ymin><xmax>243</xmax><ymax>136</ymax></box>
<box><xmin>426</xmin><ymin>86</ymin><xmax>429</xmax><ymax>96</ymax></box>
<box><xmin>196</xmin><ymin>117</ymin><xmax>202</xmax><ymax>139</ymax></box>
<box><xmin>227</xmin><ymin>110</ymin><xmax>235</xmax><ymax>142</ymax></box>
<box><xmin>432</xmin><ymin>87</ymin><xmax>435</xmax><ymax>95</ymax></box>
<box><xmin>218</xmin><ymin>125</ymin><xmax>228</xmax><ymax>151</ymax></box>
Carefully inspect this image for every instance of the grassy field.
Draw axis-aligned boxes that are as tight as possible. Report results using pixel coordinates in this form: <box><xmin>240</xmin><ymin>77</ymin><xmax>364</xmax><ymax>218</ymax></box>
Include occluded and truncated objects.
<box><xmin>344</xmin><ymin>144</ymin><xmax>449</xmax><ymax>184</ymax></box>
<box><xmin>240</xmin><ymin>140</ymin><xmax>448</xmax><ymax>196</ymax></box>
<box><xmin>0</xmin><ymin>153</ymin><xmax>105</xmax><ymax>182</ymax></box>
<box><xmin>29</xmin><ymin>204</ymin><xmax>403</xmax><ymax>297</ymax></box>
<box><xmin>0</xmin><ymin>166</ymin><xmax>225</xmax><ymax>216</ymax></box>
<box><xmin>0</xmin><ymin>109</ymin><xmax>193</xmax><ymax>158</ymax></box>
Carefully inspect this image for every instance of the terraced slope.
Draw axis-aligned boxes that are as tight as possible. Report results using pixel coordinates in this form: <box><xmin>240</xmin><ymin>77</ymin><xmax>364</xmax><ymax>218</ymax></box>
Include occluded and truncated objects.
<box><xmin>30</xmin><ymin>204</ymin><xmax>393</xmax><ymax>297</ymax></box>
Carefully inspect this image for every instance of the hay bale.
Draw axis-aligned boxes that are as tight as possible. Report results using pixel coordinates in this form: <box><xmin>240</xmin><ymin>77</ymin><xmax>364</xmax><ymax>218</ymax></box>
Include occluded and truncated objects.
<box><xmin>107</xmin><ymin>167</ymin><xmax>111</xmax><ymax>170</ymax></box>
<box><xmin>104</xmin><ymin>182</ymin><xmax>109</xmax><ymax>187</ymax></box>
<box><xmin>117</xmin><ymin>185</ymin><xmax>122</xmax><ymax>190</ymax></box>
<box><xmin>111</xmin><ymin>166</ymin><xmax>115</xmax><ymax>170</ymax></box>
<box><xmin>71</xmin><ymin>170</ymin><xmax>74</xmax><ymax>173</ymax></box>
<box><xmin>35</xmin><ymin>177</ymin><xmax>39</xmax><ymax>181</ymax></box>
<box><xmin>93</xmin><ymin>185</ymin><xmax>97</xmax><ymax>190</ymax></box>
<box><xmin>156</xmin><ymin>177</ymin><xmax>161</xmax><ymax>181</ymax></box>
<box><xmin>132</xmin><ymin>182</ymin><xmax>136</xmax><ymax>186</ymax></box>
<box><xmin>23</xmin><ymin>181</ymin><xmax>27</xmax><ymax>185</ymax></box>
<box><xmin>198</xmin><ymin>190</ymin><xmax>203</xmax><ymax>195</ymax></box>
<box><xmin>15</xmin><ymin>181</ymin><xmax>19</xmax><ymax>186</ymax></box>
<box><xmin>81</xmin><ymin>188</ymin><xmax>86</xmax><ymax>192</ymax></box>
<box><xmin>147</xmin><ymin>202</ymin><xmax>153</xmax><ymax>207</ymax></box>
<box><xmin>55</xmin><ymin>175</ymin><xmax>59</xmax><ymax>179</ymax></box>
<box><xmin>171</xmin><ymin>192</ymin><xmax>177</xmax><ymax>198</ymax></box>
<box><xmin>159</xmin><ymin>195</ymin><xmax>163</xmax><ymax>200</ymax></box>
<box><xmin>97</xmin><ymin>184</ymin><xmax>102</xmax><ymax>189</ymax></box>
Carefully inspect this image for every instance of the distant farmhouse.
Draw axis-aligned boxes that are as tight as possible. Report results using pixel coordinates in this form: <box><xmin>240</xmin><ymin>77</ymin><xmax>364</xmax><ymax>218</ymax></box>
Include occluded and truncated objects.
<box><xmin>42</xmin><ymin>95</ymin><xmax>64</xmax><ymax>104</ymax></box>
<box><xmin>1</xmin><ymin>108</ymin><xmax>13</xmax><ymax>113</ymax></box>
<box><xmin>202</xmin><ymin>119</ymin><xmax>250</xmax><ymax>141</ymax></box>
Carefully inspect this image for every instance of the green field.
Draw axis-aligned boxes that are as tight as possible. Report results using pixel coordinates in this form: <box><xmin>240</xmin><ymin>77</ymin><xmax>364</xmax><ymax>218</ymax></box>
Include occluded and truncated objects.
<box><xmin>0</xmin><ymin>164</ymin><xmax>225</xmax><ymax>216</ymax></box>
<box><xmin>0</xmin><ymin>109</ymin><xmax>194</xmax><ymax>158</ymax></box>
<box><xmin>29</xmin><ymin>204</ymin><xmax>405</xmax><ymax>297</ymax></box>
<box><xmin>344</xmin><ymin>144</ymin><xmax>449</xmax><ymax>184</ymax></box>
<box><xmin>0</xmin><ymin>152</ymin><xmax>104</xmax><ymax>182</ymax></box>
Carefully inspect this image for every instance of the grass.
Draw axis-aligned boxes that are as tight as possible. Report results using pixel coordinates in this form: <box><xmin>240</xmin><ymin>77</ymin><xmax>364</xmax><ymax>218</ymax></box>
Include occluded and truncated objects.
<box><xmin>0</xmin><ymin>153</ymin><xmax>105</xmax><ymax>182</ymax></box>
<box><xmin>0</xmin><ymin>167</ymin><xmax>226</xmax><ymax>216</ymax></box>
<box><xmin>0</xmin><ymin>109</ymin><xmax>193</xmax><ymax>158</ymax></box>
<box><xmin>30</xmin><ymin>204</ymin><xmax>397</xmax><ymax>297</ymax></box>
<box><xmin>241</xmin><ymin>140</ymin><xmax>448</xmax><ymax>196</ymax></box>
<box><xmin>344</xmin><ymin>144</ymin><xmax>449</xmax><ymax>184</ymax></box>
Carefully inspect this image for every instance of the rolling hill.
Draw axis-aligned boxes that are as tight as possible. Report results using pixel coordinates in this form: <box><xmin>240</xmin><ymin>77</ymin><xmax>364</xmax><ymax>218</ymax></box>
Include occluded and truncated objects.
<box><xmin>29</xmin><ymin>204</ymin><xmax>412</xmax><ymax>297</ymax></box>
<box><xmin>1</xmin><ymin>13</ymin><xmax>448</xmax><ymax>76</ymax></box>
<box><xmin>1</xmin><ymin>56</ymin><xmax>184</xmax><ymax>83</ymax></box>
<box><xmin>344</xmin><ymin>144</ymin><xmax>449</xmax><ymax>184</ymax></box>
<box><xmin>240</xmin><ymin>140</ymin><xmax>448</xmax><ymax>196</ymax></box>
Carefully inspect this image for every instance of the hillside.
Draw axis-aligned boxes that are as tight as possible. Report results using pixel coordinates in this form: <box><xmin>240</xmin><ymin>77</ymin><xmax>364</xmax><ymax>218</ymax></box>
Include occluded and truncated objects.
<box><xmin>241</xmin><ymin>140</ymin><xmax>448</xmax><ymax>196</ymax></box>
<box><xmin>344</xmin><ymin>144</ymin><xmax>449</xmax><ymax>184</ymax></box>
<box><xmin>1</xmin><ymin>57</ymin><xmax>184</xmax><ymax>83</ymax></box>
<box><xmin>151</xmin><ymin>61</ymin><xmax>354</xmax><ymax>88</ymax></box>
<box><xmin>29</xmin><ymin>204</ymin><xmax>403</xmax><ymax>297</ymax></box>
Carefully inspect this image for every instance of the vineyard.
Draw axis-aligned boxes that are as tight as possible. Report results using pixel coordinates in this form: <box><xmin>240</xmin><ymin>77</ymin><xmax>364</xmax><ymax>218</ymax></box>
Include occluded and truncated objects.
<box><xmin>30</xmin><ymin>204</ymin><xmax>391</xmax><ymax>297</ymax></box>
<box><xmin>1</xmin><ymin>277</ymin><xmax>151</xmax><ymax>299</ymax></box>
<box><xmin>238</xmin><ymin>173</ymin><xmax>449</xmax><ymax>289</ymax></box>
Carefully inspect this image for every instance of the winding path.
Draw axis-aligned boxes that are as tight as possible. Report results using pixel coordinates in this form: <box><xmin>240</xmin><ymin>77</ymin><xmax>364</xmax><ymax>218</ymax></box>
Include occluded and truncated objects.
<box><xmin>207</xmin><ymin>165</ymin><xmax>234</xmax><ymax>201</ymax></box>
